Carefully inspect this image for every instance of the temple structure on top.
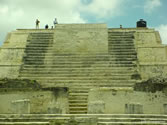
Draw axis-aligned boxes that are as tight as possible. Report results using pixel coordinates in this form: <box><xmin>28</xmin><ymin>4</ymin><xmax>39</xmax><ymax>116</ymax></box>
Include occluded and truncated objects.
<box><xmin>0</xmin><ymin>23</ymin><xmax>167</xmax><ymax>124</ymax></box>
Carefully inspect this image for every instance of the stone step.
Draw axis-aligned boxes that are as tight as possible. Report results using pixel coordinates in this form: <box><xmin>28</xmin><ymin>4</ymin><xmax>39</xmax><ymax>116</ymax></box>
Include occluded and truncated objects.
<box><xmin>0</xmin><ymin>122</ymin><xmax>50</xmax><ymax>125</ymax></box>
<box><xmin>28</xmin><ymin>37</ymin><xmax>53</xmax><ymax>40</ymax></box>
<box><xmin>18</xmin><ymin>79</ymin><xmax>136</xmax><ymax>87</ymax></box>
<box><xmin>26</xmin><ymin>44</ymin><xmax>53</xmax><ymax>47</ymax></box>
<box><xmin>23</xmin><ymin>58</ymin><xmax>136</xmax><ymax>62</ymax></box>
<box><xmin>19</xmin><ymin>77</ymin><xmax>136</xmax><ymax>82</ymax></box>
<box><xmin>108</xmin><ymin>39</ymin><xmax>134</xmax><ymax>42</ymax></box>
<box><xmin>19</xmin><ymin>76</ymin><xmax>137</xmax><ymax>80</ymax></box>
<box><xmin>30</xmin><ymin>34</ymin><xmax>54</xmax><ymax>36</ymax></box>
<box><xmin>108</xmin><ymin>44</ymin><xmax>135</xmax><ymax>46</ymax></box>
<box><xmin>30</xmin><ymin>32</ymin><xmax>54</xmax><ymax>34</ymax></box>
<box><xmin>108</xmin><ymin>36</ymin><xmax>134</xmax><ymax>38</ymax></box>
<box><xmin>23</xmin><ymin>57</ymin><xmax>135</xmax><ymax>61</ymax></box>
<box><xmin>24</xmin><ymin>47</ymin><xmax>136</xmax><ymax>51</ymax></box>
<box><xmin>21</xmin><ymin>66</ymin><xmax>135</xmax><ymax>70</ymax></box>
<box><xmin>39</xmin><ymin>83</ymin><xmax>135</xmax><ymax>88</ymax></box>
<box><xmin>20</xmin><ymin>71</ymin><xmax>136</xmax><ymax>76</ymax></box>
<box><xmin>108</xmin><ymin>43</ymin><xmax>135</xmax><ymax>46</ymax></box>
<box><xmin>29</xmin><ymin>37</ymin><xmax>53</xmax><ymax>39</ymax></box>
<box><xmin>24</xmin><ymin>55</ymin><xmax>137</xmax><ymax>60</ymax></box>
<box><xmin>25</xmin><ymin>48</ymin><xmax>50</xmax><ymax>50</ymax></box>
<box><xmin>27</xmin><ymin>40</ymin><xmax>53</xmax><ymax>42</ymax></box>
<box><xmin>108</xmin><ymin>48</ymin><xmax>136</xmax><ymax>51</ymax></box>
<box><xmin>108</xmin><ymin>31</ymin><xmax>134</xmax><ymax>34</ymax></box>
<box><xmin>98</xmin><ymin>122</ymin><xmax>167</xmax><ymax>125</ymax></box>
<box><xmin>22</xmin><ymin>65</ymin><xmax>136</xmax><ymax>68</ymax></box>
<box><xmin>19</xmin><ymin>72</ymin><xmax>133</xmax><ymax>77</ymax></box>
<box><xmin>69</xmin><ymin>93</ymin><xmax>88</xmax><ymax>96</ymax></box>
<box><xmin>69</xmin><ymin>100</ymin><xmax>88</xmax><ymax>103</ymax></box>
<box><xmin>69</xmin><ymin>103</ymin><xmax>88</xmax><ymax>106</ymax></box>
<box><xmin>24</xmin><ymin>49</ymin><xmax>136</xmax><ymax>53</ymax></box>
<box><xmin>44</xmin><ymin>82</ymin><xmax>134</xmax><ymax>87</ymax></box>
<box><xmin>98</xmin><ymin>117</ymin><xmax>167</xmax><ymax>122</ymax></box>
<box><xmin>20</xmin><ymin>73</ymin><xmax>134</xmax><ymax>78</ymax></box>
<box><xmin>27</xmin><ymin>40</ymin><xmax>53</xmax><ymax>44</ymax></box>
<box><xmin>20</xmin><ymin>70</ymin><xmax>136</xmax><ymax>74</ymax></box>
<box><xmin>69</xmin><ymin>90</ymin><xmax>89</xmax><ymax>93</ymax></box>
<box><xmin>69</xmin><ymin>107</ymin><xmax>87</xmax><ymax>110</ymax></box>
<box><xmin>2</xmin><ymin>114</ymin><xmax>167</xmax><ymax>119</ymax></box>
<box><xmin>24</xmin><ymin>55</ymin><xmax>137</xmax><ymax>59</ymax></box>
<box><xmin>109</xmin><ymin>41</ymin><xmax>134</xmax><ymax>43</ymax></box>
<box><xmin>40</xmin><ymin>83</ymin><xmax>135</xmax><ymax>88</ymax></box>
<box><xmin>69</xmin><ymin>97</ymin><xmax>88</xmax><ymax>100</ymax></box>
<box><xmin>24</xmin><ymin>52</ymin><xmax>137</xmax><ymax>56</ymax></box>
<box><xmin>23</xmin><ymin>55</ymin><xmax>98</xmax><ymax>58</ymax></box>
<box><xmin>108</xmin><ymin>46</ymin><xmax>135</xmax><ymax>49</ymax></box>
<box><xmin>108</xmin><ymin>38</ymin><xmax>134</xmax><ymax>41</ymax></box>
<box><xmin>69</xmin><ymin>111</ymin><xmax>87</xmax><ymax>114</ymax></box>
<box><xmin>108</xmin><ymin>33</ymin><xmax>134</xmax><ymax>36</ymax></box>
<box><xmin>29</xmin><ymin>35</ymin><xmax>53</xmax><ymax>37</ymax></box>
<box><xmin>0</xmin><ymin>117</ymin><xmax>70</xmax><ymax>123</ymax></box>
<box><xmin>108</xmin><ymin>51</ymin><xmax>137</xmax><ymax>54</ymax></box>
<box><xmin>20</xmin><ymin>74</ymin><xmax>135</xmax><ymax>78</ymax></box>
<box><xmin>23</xmin><ymin>61</ymin><xmax>135</xmax><ymax>65</ymax></box>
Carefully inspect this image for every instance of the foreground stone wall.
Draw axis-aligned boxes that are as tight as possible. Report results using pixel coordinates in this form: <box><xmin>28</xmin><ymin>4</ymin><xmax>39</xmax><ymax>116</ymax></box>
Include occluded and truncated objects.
<box><xmin>88</xmin><ymin>87</ymin><xmax>167</xmax><ymax>114</ymax></box>
<box><xmin>0</xmin><ymin>88</ymin><xmax>68</xmax><ymax>114</ymax></box>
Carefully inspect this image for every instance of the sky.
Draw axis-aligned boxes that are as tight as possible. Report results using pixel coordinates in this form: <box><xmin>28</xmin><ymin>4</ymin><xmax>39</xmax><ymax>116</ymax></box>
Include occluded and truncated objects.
<box><xmin>0</xmin><ymin>0</ymin><xmax>167</xmax><ymax>45</ymax></box>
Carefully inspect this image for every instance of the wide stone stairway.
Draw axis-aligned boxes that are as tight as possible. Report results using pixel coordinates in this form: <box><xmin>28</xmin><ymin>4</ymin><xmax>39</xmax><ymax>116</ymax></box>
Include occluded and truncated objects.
<box><xmin>18</xmin><ymin>30</ymin><xmax>139</xmax><ymax>114</ymax></box>
<box><xmin>0</xmin><ymin>114</ymin><xmax>167</xmax><ymax>125</ymax></box>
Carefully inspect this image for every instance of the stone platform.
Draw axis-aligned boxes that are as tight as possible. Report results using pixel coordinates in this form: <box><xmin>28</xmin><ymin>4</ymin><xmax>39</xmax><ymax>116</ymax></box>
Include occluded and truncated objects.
<box><xmin>0</xmin><ymin>24</ymin><xmax>167</xmax><ymax>124</ymax></box>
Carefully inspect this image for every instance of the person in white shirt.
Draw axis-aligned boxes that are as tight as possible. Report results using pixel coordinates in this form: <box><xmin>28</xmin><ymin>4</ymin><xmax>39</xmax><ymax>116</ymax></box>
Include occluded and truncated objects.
<box><xmin>54</xmin><ymin>18</ymin><xmax>58</xmax><ymax>28</ymax></box>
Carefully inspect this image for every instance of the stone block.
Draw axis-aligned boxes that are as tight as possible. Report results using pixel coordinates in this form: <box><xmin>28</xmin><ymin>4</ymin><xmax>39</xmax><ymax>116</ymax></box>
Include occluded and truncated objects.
<box><xmin>11</xmin><ymin>99</ymin><xmax>30</xmax><ymax>114</ymax></box>
<box><xmin>88</xmin><ymin>101</ymin><xmax>105</xmax><ymax>114</ymax></box>
<box><xmin>47</xmin><ymin>107</ymin><xmax>62</xmax><ymax>114</ymax></box>
<box><xmin>125</xmin><ymin>103</ymin><xmax>143</xmax><ymax>114</ymax></box>
<box><xmin>163</xmin><ymin>104</ymin><xmax>167</xmax><ymax>114</ymax></box>
<box><xmin>75</xmin><ymin>117</ymin><xmax>97</xmax><ymax>125</ymax></box>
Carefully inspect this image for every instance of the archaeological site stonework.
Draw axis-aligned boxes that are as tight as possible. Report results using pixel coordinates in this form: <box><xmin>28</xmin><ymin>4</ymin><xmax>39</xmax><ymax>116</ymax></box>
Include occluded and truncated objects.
<box><xmin>0</xmin><ymin>24</ymin><xmax>167</xmax><ymax>124</ymax></box>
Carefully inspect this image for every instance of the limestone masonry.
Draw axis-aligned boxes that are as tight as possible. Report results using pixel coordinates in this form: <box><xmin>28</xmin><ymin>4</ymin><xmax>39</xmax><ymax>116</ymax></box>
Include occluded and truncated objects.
<box><xmin>0</xmin><ymin>23</ymin><xmax>167</xmax><ymax>124</ymax></box>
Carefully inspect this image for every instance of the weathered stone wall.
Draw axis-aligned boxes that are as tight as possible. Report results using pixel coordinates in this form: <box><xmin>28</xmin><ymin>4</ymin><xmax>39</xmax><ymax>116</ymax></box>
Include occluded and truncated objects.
<box><xmin>108</xmin><ymin>28</ymin><xmax>167</xmax><ymax>80</ymax></box>
<box><xmin>88</xmin><ymin>88</ymin><xmax>167</xmax><ymax>114</ymax></box>
<box><xmin>0</xmin><ymin>24</ymin><xmax>108</xmax><ymax>79</ymax></box>
<box><xmin>134</xmin><ymin>29</ymin><xmax>167</xmax><ymax>80</ymax></box>
<box><xmin>52</xmin><ymin>24</ymin><xmax>108</xmax><ymax>54</ymax></box>
<box><xmin>0</xmin><ymin>88</ymin><xmax>68</xmax><ymax>114</ymax></box>
<box><xmin>0</xmin><ymin>31</ymin><xmax>28</xmax><ymax>78</ymax></box>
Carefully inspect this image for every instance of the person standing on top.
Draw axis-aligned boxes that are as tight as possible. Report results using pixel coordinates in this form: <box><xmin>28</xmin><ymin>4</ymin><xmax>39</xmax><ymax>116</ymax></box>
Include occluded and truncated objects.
<box><xmin>45</xmin><ymin>24</ymin><xmax>49</xmax><ymax>29</ymax></box>
<box><xmin>36</xmin><ymin>19</ymin><xmax>40</xmax><ymax>29</ymax></box>
<box><xmin>54</xmin><ymin>18</ymin><xmax>58</xmax><ymax>28</ymax></box>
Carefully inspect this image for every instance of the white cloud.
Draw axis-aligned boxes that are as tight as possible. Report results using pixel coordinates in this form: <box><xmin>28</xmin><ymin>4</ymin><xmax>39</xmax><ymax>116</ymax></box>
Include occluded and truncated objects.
<box><xmin>144</xmin><ymin>0</ymin><xmax>161</xmax><ymax>14</ymax></box>
<box><xmin>0</xmin><ymin>0</ymin><xmax>125</xmax><ymax>45</ymax></box>
<box><xmin>80</xmin><ymin>0</ymin><xmax>124</xmax><ymax>18</ymax></box>
<box><xmin>0</xmin><ymin>5</ymin><xmax>8</xmax><ymax>14</ymax></box>
<box><xmin>156</xmin><ymin>24</ymin><xmax>167</xmax><ymax>44</ymax></box>
<box><xmin>0</xmin><ymin>0</ymin><xmax>86</xmax><ymax>45</ymax></box>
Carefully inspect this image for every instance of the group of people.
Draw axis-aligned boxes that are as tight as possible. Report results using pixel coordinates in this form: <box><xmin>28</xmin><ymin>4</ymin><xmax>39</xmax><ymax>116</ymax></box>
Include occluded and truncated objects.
<box><xmin>36</xmin><ymin>18</ymin><xmax>58</xmax><ymax>29</ymax></box>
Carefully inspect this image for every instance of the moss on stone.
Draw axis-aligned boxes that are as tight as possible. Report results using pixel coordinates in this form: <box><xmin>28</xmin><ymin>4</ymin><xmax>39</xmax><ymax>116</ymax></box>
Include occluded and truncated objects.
<box><xmin>0</xmin><ymin>78</ymin><xmax>41</xmax><ymax>89</ymax></box>
<box><xmin>134</xmin><ymin>76</ymin><xmax>167</xmax><ymax>93</ymax></box>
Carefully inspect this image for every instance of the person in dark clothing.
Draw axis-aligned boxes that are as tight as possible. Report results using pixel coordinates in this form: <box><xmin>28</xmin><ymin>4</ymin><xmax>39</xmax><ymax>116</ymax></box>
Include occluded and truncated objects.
<box><xmin>36</xmin><ymin>19</ymin><xmax>40</xmax><ymax>29</ymax></box>
<box><xmin>45</xmin><ymin>24</ymin><xmax>49</xmax><ymax>29</ymax></box>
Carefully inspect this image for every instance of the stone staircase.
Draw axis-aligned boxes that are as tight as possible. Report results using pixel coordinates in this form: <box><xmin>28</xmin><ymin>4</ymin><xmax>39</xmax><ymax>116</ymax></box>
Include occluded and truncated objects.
<box><xmin>19</xmin><ymin>30</ymin><xmax>139</xmax><ymax>114</ymax></box>
<box><xmin>0</xmin><ymin>114</ymin><xmax>167</xmax><ymax>125</ymax></box>
<box><xmin>68</xmin><ymin>87</ymin><xmax>89</xmax><ymax>114</ymax></box>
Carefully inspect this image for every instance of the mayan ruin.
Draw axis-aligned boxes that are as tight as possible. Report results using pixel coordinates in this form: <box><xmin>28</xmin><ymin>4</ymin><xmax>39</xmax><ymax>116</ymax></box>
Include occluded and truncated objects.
<box><xmin>0</xmin><ymin>21</ymin><xmax>167</xmax><ymax>124</ymax></box>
